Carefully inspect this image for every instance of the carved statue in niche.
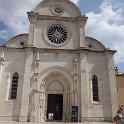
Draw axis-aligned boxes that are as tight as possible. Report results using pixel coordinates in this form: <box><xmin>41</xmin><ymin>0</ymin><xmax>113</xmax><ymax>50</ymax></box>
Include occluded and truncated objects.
<box><xmin>39</xmin><ymin>93</ymin><xmax>44</xmax><ymax>121</ymax></box>
<box><xmin>73</xmin><ymin>54</ymin><xmax>79</xmax><ymax>75</ymax></box>
<box><xmin>34</xmin><ymin>61</ymin><xmax>39</xmax><ymax>74</ymax></box>
<box><xmin>74</xmin><ymin>79</ymin><xmax>77</xmax><ymax>91</ymax></box>
<box><xmin>39</xmin><ymin>93</ymin><xmax>43</xmax><ymax>111</ymax></box>
<box><xmin>74</xmin><ymin>63</ymin><xmax>78</xmax><ymax>74</ymax></box>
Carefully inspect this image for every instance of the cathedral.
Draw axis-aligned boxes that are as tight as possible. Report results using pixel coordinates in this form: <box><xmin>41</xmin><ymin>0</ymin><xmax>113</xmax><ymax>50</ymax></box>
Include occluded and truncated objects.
<box><xmin>0</xmin><ymin>0</ymin><xmax>118</xmax><ymax>122</ymax></box>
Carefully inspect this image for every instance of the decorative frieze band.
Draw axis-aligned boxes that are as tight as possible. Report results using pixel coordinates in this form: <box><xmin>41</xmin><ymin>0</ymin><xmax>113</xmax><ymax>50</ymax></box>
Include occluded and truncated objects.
<box><xmin>27</xmin><ymin>11</ymin><xmax>88</xmax><ymax>23</ymax></box>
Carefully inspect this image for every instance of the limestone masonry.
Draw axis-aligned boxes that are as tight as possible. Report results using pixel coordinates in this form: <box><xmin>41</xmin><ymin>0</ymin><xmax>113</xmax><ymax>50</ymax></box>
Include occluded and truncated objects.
<box><xmin>0</xmin><ymin>0</ymin><xmax>118</xmax><ymax>123</ymax></box>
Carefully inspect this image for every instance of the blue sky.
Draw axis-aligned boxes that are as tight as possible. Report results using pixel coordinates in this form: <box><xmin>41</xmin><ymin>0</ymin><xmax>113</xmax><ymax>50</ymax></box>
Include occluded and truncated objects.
<box><xmin>0</xmin><ymin>0</ymin><xmax>124</xmax><ymax>73</ymax></box>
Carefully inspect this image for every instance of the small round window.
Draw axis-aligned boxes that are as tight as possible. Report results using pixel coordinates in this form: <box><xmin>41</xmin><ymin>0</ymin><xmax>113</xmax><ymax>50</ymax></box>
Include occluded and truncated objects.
<box><xmin>18</xmin><ymin>41</ymin><xmax>25</xmax><ymax>47</ymax></box>
<box><xmin>46</xmin><ymin>24</ymin><xmax>68</xmax><ymax>46</ymax></box>
<box><xmin>52</xmin><ymin>5</ymin><xmax>64</xmax><ymax>15</ymax></box>
<box><xmin>20</xmin><ymin>41</ymin><xmax>25</xmax><ymax>46</ymax></box>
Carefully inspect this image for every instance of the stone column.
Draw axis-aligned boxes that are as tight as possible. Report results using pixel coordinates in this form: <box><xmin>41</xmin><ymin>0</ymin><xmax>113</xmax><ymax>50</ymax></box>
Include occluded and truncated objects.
<box><xmin>19</xmin><ymin>49</ymin><xmax>33</xmax><ymax>122</ymax></box>
<box><xmin>78</xmin><ymin>16</ymin><xmax>87</xmax><ymax>48</ymax></box>
<box><xmin>33</xmin><ymin>90</ymin><xmax>40</xmax><ymax>122</ymax></box>
<box><xmin>73</xmin><ymin>56</ymin><xmax>79</xmax><ymax>106</ymax></box>
<box><xmin>27</xmin><ymin>12</ymin><xmax>39</xmax><ymax>47</ymax></box>
<box><xmin>39</xmin><ymin>92</ymin><xmax>45</xmax><ymax>122</ymax></box>
<box><xmin>79</xmin><ymin>22</ymin><xmax>85</xmax><ymax>47</ymax></box>
<box><xmin>106</xmin><ymin>52</ymin><xmax>118</xmax><ymax>119</ymax></box>
<box><xmin>80</xmin><ymin>53</ymin><xmax>89</xmax><ymax>122</ymax></box>
<box><xmin>0</xmin><ymin>52</ymin><xmax>5</xmax><ymax>82</ymax></box>
<box><xmin>30</xmin><ymin>51</ymin><xmax>40</xmax><ymax>122</ymax></box>
<box><xmin>30</xmin><ymin>75</ymin><xmax>39</xmax><ymax>122</ymax></box>
<box><xmin>73</xmin><ymin>53</ymin><xmax>82</xmax><ymax>122</ymax></box>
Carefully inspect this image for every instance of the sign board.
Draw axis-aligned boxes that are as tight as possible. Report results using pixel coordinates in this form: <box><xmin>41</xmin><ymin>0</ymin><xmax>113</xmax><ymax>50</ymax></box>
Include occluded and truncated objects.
<box><xmin>71</xmin><ymin>106</ymin><xmax>78</xmax><ymax>122</ymax></box>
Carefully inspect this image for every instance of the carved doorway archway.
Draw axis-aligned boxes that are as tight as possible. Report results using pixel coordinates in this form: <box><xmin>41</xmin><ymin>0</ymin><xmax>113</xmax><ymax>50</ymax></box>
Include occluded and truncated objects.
<box><xmin>42</xmin><ymin>72</ymin><xmax>71</xmax><ymax>122</ymax></box>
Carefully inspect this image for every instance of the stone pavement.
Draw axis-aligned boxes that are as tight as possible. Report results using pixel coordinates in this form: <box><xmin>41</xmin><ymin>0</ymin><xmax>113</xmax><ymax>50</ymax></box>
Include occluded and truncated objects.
<box><xmin>0</xmin><ymin>122</ymin><xmax>115</xmax><ymax>124</ymax></box>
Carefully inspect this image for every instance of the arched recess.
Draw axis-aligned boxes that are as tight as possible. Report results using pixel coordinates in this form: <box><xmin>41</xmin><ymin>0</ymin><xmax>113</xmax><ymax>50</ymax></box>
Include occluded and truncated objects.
<box><xmin>40</xmin><ymin>71</ymin><xmax>72</xmax><ymax>121</ymax></box>
<box><xmin>42</xmin><ymin>71</ymin><xmax>71</xmax><ymax>91</ymax></box>
<box><xmin>28</xmin><ymin>66</ymin><xmax>73</xmax><ymax>122</ymax></box>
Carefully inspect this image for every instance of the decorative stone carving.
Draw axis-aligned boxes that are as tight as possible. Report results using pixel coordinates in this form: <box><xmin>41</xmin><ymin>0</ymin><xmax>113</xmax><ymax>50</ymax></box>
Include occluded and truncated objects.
<box><xmin>51</xmin><ymin>4</ymin><xmax>64</xmax><ymax>15</ymax></box>
<box><xmin>29</xmin><ymin>93</ymin><xmax>35</xmax><ymax>122</ymax></box>
<box><xmin>0</xmin><ymin>57</ymin><xmax>5</xmax><ymax>65</ymax></box>
<box><xmin>74</xmin><ymin>78</ymin><xmax>78</xmax><ymax>91</ymax></box>
<box><xmin>81</xmin><ymin>68</ymin><xmax>86</xmax><ymax>73</ymax></box>
<box><xmin>27</xmin><ymin>11</ymin><xmax>39</xmax><ymax>23</ymax></box>
<box><xmin>34</xmin><ymin>63</ymin><xmax>39</xmax><ymax>74</ymax></box>
<box><xmin>73</xmin><ymin>54</ymin><xmax>79</xmax><ymax>75</ymax></box>
<box><xmin>39</xmin><ymin>93</ymin><xmax>44</xmax><ymax>118</ymax></box>
<box><xmin>35</xmin><ymin>51</ymin><xmax>40</xmax><ymax>61</ymax></box>
<box><xmin>33</xmin><ymin>74</ymin><xmax>39</xmax><ymax>82</ymax></box>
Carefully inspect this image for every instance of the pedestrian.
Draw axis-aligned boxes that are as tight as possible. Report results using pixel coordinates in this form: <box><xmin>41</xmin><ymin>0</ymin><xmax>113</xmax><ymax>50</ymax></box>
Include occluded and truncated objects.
<box><xmin>114</xmin><ymin>106</ymin><xmax>123</xmax><ymax>124</ymax></box>
<box><xmin>120</xmin><ymin>106</ymin><xmax>124</xmax><ymax>124</ymax></box>
<box><xmin>64</xmin><ymin>109</ymin><xmax>70</xmax><ymax>123</ymax></box>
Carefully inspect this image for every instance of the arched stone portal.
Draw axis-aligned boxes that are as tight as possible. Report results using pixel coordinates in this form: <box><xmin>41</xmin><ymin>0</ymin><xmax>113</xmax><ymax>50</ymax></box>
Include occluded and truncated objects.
<box><xmin>40</xmin><ymin>72</ymin><xmax>72</xmax><ymax>122</ymax></box>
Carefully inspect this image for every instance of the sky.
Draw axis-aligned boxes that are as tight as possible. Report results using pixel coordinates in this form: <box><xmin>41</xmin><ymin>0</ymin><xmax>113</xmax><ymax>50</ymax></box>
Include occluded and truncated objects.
<box><xmin>0</xmin><ymin>0</ymin><xmax>124</xmax><ymax>73</ymax></box>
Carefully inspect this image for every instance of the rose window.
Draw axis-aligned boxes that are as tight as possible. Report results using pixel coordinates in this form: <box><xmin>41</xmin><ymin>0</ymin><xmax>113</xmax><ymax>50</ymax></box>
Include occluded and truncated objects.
<box><xmin>46</xmin><ymin>25</ymin><xmax>68</xmax><ymax>45</ymax></box>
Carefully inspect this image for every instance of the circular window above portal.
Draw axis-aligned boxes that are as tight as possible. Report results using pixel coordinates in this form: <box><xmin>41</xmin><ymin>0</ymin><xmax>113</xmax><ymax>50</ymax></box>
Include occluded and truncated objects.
<box><xmin>46</xmin><ymin>24</ymin><xmax>68</xmax><ymax>46</ymax></box>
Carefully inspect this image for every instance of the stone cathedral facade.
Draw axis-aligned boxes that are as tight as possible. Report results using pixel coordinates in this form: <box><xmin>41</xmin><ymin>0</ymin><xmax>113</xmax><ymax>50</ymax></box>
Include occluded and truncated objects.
<box><xmin>0</xmin><ymin>0</ymin><xmax>118</xmax><ymax>122</ymax></box>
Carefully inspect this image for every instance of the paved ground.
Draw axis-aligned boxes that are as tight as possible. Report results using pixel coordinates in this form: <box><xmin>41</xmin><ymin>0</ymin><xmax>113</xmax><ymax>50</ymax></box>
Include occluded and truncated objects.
<box><xmin>0</xmin><ymin>122</ymin><xmax>114</xmax><ymax>124</ymax></box>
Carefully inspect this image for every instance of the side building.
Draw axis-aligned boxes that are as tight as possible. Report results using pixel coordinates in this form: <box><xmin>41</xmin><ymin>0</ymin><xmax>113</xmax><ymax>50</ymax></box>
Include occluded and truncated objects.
<box><xmin>0</xmin><ymin>0</ymin><xmax>118</xmax><ymax>122</ymax></box>
<box><xmin>116</xmin><ymin>73</ymin><xmax>124</xmax><ymax>107</ymax></box>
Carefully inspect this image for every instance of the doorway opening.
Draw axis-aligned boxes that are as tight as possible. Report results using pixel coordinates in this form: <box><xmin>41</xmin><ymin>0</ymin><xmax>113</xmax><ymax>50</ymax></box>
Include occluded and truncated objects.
<box><xmin>47</xmin><ymin>94</ymin><xmax>63</xmax><ymax>121</ymax></box>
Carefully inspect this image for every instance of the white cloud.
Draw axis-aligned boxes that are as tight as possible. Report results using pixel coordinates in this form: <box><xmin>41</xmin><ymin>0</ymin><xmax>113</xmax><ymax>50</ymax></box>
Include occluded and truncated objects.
<box><xmin>0</xmin><ymin>0</ymin><xmax>79</xmax><ymax>42</ymax></box>
<box><xmin>0</xmin><ymin>30</ymin><xmax>9</xmax><ymax>40</ymax></box>
<box><xmin>85</xmin><ymin>0</ymin><xmax>124</xmax><ymax>64</ymax></box>
<box><xmin>0</xmin><ymin>0</ymin><xmax>42</xmax><ymax>42</ymax></box>
<box><xmin>71</xmin><ymin>0</ymin><xmax>79</xmax><ymax>5</ymax></box>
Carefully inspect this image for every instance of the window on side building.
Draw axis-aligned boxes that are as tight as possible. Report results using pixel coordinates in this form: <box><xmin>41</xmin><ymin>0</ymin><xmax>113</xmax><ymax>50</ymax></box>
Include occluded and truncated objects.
<box><xmin>10</xmin><ymin>72</ymin><xmax>19</xmax><ymax>99</ymax></box>
<box><xmin>92</xmin><ymin>75</ymin><xmax>99</xmax><ymax>102</ymax></box>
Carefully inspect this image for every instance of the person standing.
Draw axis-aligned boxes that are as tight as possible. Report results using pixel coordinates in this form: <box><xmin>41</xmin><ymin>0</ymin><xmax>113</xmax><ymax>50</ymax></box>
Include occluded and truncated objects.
<box><xmin>64</xmin><ymin>109</ymin><xmax>70</xmax><ymax>123</ymax></box>
<box><xmin>120</xmin><ymin>106</ymin><xmax>124</xmax><ymax>124</ymax></box>
<box><xmin>114</xmin><ymin>106</ymin><xmax>123</xmax><ymax>124</ymax></box>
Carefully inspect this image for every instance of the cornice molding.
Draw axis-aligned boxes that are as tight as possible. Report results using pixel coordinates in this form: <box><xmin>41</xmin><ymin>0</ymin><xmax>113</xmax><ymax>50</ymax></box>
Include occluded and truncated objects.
<box><xmin>27</xmin><ymin>11</ymin><xmax>39</xmax><ymax>23</ymax></box>
<box><xmin>0</xmin><ymin>46</ymin><xmax>116</xmax><ymax>54</ymax></box>
<box><xmin>27</xmin><ymin>11</ymin><xmax>88</xmax><ymax>23</ymax></box>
